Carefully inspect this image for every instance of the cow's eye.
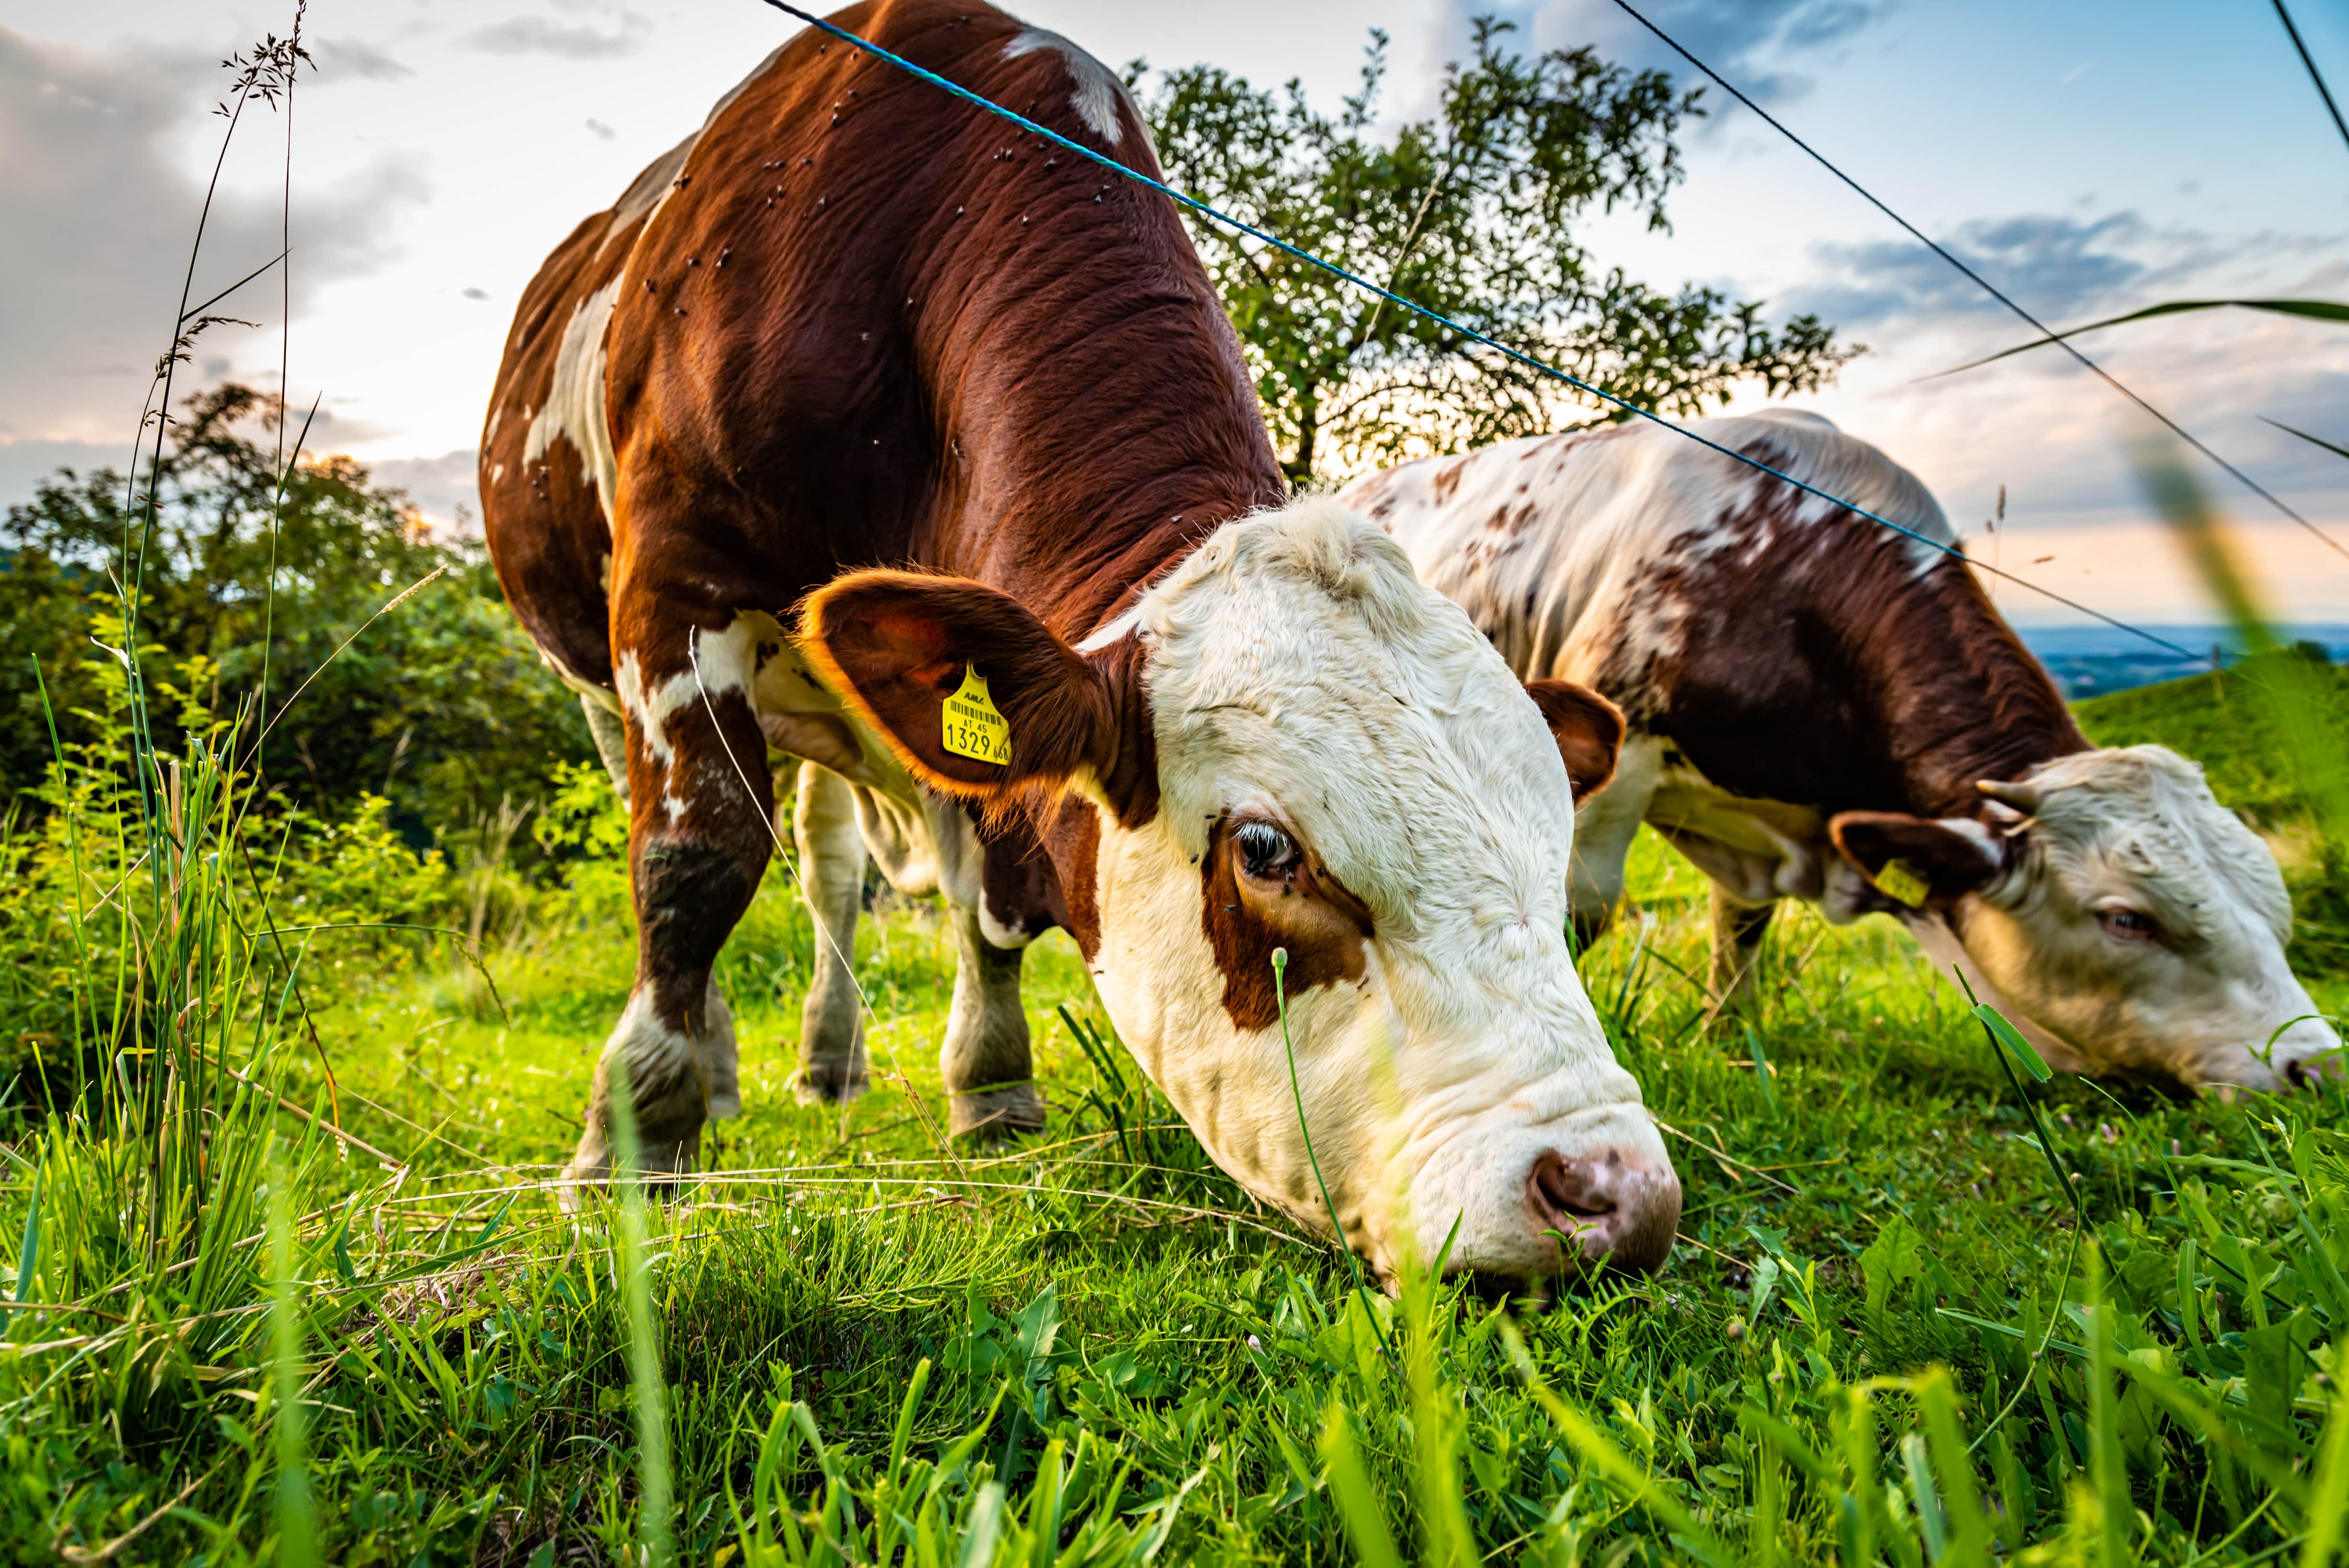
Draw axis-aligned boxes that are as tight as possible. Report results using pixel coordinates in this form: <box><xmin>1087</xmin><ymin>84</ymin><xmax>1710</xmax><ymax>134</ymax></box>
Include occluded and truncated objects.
<box><xmin>1234</xmin><ymin>820</ymin><xmax>1302</xmax><ymax>880</ymax></box>
<box><xmin>2098</xmin><ymin>907</ymin><xmax>2160</xmax><ymax>944</ymax></box>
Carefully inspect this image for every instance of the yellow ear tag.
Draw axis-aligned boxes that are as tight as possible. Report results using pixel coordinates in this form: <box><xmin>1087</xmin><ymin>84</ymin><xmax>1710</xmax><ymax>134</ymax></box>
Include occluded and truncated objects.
<box><xmin>940</xmin><ymin>664</ymin><xmax>1011</xmax><ymax>766</ymax></box>
<box><xmin>1874</xmin><ymin>857</ymin><xmax>1930</xmax><ymax>908</ymax></box>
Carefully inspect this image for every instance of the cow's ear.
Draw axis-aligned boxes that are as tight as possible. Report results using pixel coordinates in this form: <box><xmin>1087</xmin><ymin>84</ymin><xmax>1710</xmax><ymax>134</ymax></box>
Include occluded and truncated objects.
<box><xmin>1829</xmin><ymin>811</ymin><xmax>2006</xmax><ymax>907</ymax></box>
<box><xmin>799</xmin><ymin>570</ymin><xmax>1112</xmax><ymax>799</ymax></box>
<box><xmin>1524</xmin><ymin>679</ymin><xmax>1625</xmax><ymax>798</ymax></box>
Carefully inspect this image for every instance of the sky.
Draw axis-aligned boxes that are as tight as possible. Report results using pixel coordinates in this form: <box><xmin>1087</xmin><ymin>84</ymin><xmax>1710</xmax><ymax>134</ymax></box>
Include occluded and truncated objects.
<box><xmin>5</xmin><ymin>0</ymin><xmax>2349</xmax><ymax>627</ymax></box>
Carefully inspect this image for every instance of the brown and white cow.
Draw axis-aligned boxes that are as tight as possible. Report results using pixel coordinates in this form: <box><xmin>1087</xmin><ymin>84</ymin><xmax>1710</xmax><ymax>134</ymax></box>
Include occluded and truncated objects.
<box><xmin>478</xmin><ymin>0</ymin><xmax>1679</xmax><ymax>1283</ymax></box>
<box><xmin>1343</xmin><ymin>408</ymin><xmax>2341</xmax><ymax>1093</ymax></box>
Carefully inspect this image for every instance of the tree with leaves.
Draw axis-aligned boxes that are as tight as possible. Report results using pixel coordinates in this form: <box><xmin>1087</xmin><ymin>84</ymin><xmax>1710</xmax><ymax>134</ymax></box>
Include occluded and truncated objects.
<box><xmin>1140</xmin><ymin>19</ymin><xmax>1860</xmax><ymax>484</ymax></box>
<box><xmin>1</xmin><ymin>385</ymin><xmax>591</xmax><ymax>843</ymax></box>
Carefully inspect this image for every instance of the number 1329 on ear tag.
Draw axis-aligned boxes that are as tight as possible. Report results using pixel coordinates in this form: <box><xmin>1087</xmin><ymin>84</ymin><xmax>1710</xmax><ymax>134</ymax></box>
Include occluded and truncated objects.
<box><xmin>941</xmin><ymin>664</ymin><xmax>1011</xmax><ymax>766</ymax></box>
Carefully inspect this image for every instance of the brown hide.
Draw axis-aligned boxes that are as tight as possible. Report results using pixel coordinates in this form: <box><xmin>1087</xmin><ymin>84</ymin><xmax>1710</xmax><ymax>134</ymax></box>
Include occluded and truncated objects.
<box><xmin>481</xmin><ymin>0</ymin><xmax>1287</xmax><ymax>985</ymax></box>
<box><xmin>1593</xmin><ymin>436</ymin><xmax>2088</xmax><ymax>821</ymax></box>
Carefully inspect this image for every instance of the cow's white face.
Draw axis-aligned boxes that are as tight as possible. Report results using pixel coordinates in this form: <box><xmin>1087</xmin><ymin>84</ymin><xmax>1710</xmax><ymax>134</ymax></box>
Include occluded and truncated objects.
<box><xmin>1837</xmin><ymin>747</ymin><xmax>2339</xmax><ymax>1091</ymax></box>
<box><xmin>803</xmin><ymin>502</ymin><xmax>1679</xmax><ymax>1284</ymax></box>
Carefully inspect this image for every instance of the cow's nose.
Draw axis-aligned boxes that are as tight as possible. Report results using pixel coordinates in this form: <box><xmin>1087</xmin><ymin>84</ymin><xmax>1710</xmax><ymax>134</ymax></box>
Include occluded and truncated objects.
<box><xmin>1529</xmin><ymin>1149</ymin><xmax>1681</xmax><ymax>1275</ymax></box>
<box><xmin>2280</xmin><ymin>1039</ymin><xmax>2344</xmax><ymax>1091</ymax></box>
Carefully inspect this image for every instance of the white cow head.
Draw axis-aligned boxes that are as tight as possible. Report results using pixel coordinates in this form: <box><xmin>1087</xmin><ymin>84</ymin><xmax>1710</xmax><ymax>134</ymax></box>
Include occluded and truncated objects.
<box><xmin>1832</xmin><ymin>746</ymin><xmax>2339</xmax><ymax>1091</ymax></box>
<box><xmin>801</xmin><ymin>501</ymin><xmax>1680</xmax><ymax>1284</ymax></box>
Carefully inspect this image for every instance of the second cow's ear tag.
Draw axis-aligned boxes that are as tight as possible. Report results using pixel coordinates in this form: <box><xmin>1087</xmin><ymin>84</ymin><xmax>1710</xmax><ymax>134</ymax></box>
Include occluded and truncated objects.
<box><xmin>1873</xmin><ymin>857</ymin><xmax>1929</xmax><ymax>908</ymax></box>
<box><xmin>940</xmin><ymin>664</ymin><xmax>1012</xmax><ymax>766</ymax></box>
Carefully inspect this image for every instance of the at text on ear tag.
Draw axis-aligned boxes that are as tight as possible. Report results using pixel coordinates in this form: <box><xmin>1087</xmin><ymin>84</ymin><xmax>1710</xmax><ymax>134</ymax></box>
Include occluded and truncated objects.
<box><xmin>940</xmin><ymin>664</ymin><xmax>1011</xmax><ymax>765</ymax></box>
<box><xmin>1874</xmin><ymin>857</ymin><xmax>1929</xmax><ymax>908</ymax></box>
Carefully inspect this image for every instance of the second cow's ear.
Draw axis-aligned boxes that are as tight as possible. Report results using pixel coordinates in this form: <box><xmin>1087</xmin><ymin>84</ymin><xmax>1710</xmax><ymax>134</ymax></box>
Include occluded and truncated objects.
<box><xmin>1829</xmin><ymin>811</ymin><xmax>2007</xmax><ymax>906</ymax></box>
<box><xmin>1524</xmin><ymin>679</ymin><xmax>1626</xmax><ymax>799</ymax></box>
<box><xmin>799</xmin><ymin>570</ymin><xmax>1112</xmax><ymax>800</ymax></box>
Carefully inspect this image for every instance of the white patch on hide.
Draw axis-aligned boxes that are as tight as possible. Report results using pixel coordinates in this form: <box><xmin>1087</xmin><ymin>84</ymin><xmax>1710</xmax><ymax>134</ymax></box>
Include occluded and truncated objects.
<box><xmin>1074</xmin><ymin>499</ymin><xmax>1667</xmax><ymax>1280</ymax></box>
<box><xmin>607</xmin><ymin>986</ymin><xmax>695</xmax><ymax>1078</ymax></box>
<box><xmin>1354</xmin><ymin>407</ymin><xmax>1952</xmax><ymax>691</ymax></box>
<box><xmin>524</xmin><ymin>278</ymin><xmax>622</xmax><ymax>520</ymax></box>
<box><xmin>614</xmin><ymin>618</ymin><xmax>759</xmax><ymax>824</ymax></box>
<box><xmin>1075</xmin><ymin>604</ymin><xmax>1144</xmax><ymax>653</ymax></box>
<box><xmin>1002</xmin><ymin>28</ymin><xmax>1133</xmax><ymax>145</ymax></box>
<box><xmin>1955</xmin><ymin>745</ymin><xmax>2339</xmax><ymax>1088</ymax></box>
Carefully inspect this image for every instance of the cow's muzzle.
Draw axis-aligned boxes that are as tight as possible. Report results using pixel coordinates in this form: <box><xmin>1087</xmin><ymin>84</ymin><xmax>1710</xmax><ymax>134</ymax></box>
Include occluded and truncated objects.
<box><xmin>1529</xmin><ymin>1148</ymin><xmax>1681</xmax><ymax>1276</ymax></box>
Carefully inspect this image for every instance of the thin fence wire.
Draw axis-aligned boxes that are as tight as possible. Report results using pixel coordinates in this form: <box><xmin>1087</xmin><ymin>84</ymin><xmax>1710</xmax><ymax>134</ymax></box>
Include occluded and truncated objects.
<box><xmin>751</xmin><ymin>0</ymin><xmax>2280</xmax><ymax>676</ymax></box>
<box><xmin>2270</xmin><ymin>0</ymin><xmax>2349</xmax><ymax>159</ymax></box>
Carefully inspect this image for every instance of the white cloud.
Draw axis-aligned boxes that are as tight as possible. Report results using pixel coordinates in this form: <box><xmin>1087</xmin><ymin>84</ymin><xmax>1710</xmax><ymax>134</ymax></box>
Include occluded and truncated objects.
<box><xmin>368</xmin><ymin>448</ymin><xmax>481</xmax><ymax>535</ymax></box>
<box><xmin>0</xmin><ymin>26</ymin><xmax>427</xmax><ymax>450</ymax></box>
<box><xmin>467</xmin><ymin>10</ymin><xmax>649</xmax><ymax>61</ymax></box>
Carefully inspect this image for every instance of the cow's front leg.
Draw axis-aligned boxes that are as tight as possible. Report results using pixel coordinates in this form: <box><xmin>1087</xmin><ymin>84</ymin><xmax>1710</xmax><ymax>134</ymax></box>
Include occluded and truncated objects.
<box><xmin>1566</xmin><ymin>735</ymin><xmax>1660</xmax><ymax>949</ymax></box>
<box><xmin>942</xmin><ymin>903</ymin><xmax>1043</xmax><ymax>1140</ymax></box>
<box><xmin>565</xmin><ymin>616</ymin><xmax>771</xmax><ymax>1200</ymax></box>
<box><xmin>793</xmin><ymin>760</ymin><xmax>870</xmax><ymax>1103</ymax></box>
<box><xmin>1708</xmin><ymin>882</ymin><xmax>1777</xmax><ymax>1016</ymax></box>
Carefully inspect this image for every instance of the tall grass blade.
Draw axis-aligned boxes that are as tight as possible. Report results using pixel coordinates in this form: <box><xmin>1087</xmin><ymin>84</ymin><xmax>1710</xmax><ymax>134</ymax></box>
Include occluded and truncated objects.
<box><xmin>269</xmin><ymin>1153</ymin><xmax>315</xmax><ymax>1568</ymax></box>
<box><xmin>1400</xmin><ymin>1271</ymin><xmax>1474</xmax><ymax>1567</ymax></box>
<box><xmin>1271</xmin><ymin>948</ymin><xmax>1398</xmax><ymax>1375</ymax></box>
<box><xmin>1933</xmin><ymin>298</ymin><xmax>2349</xmax><ymax>378</ymax></box>
<box><xmin>2302</xmin><ymin>1371</ymin><xmax>2349</xmax><ymax>1568</ymax></box>
<box><xmin>2139</xmin><ymin>451</ymin><xmax>2349</xmax><ymax>839</ymax></box>
<box><xmin>1918</xmin><ymin>1371</ymin><xmax>1993</xmax><ymax>1568</ymax></box>
<box><xmin>1319</xmin><ymin>1401</ymin><xmax>1404</xmax><ymax>1568</ymax></box>
<box><xmin>2264</xmin><ymin>416</ymin><xmax>2349</xmax><ymax>464</ymax></box>
<box><xmin>607</xmin><ymin>1060</ymin><xmax>672</xmax><ymax>1568</ymax></box>
<box><xmin>1838</xmin><ymin>1388</ymin><xmax>1881</xmax><ymax>1568</ymax></box>
<box><xmin>10</xmin><ymin>1169</ymin><xmax>40</xmax><ymax>1330</ymax></box>
<box><xmin>1971</xmin><ymin>1004</ymin><xmax>2051</xmax><ymax>1082</ymax></box>
<box><xmin>956</xmin><ymin>1483</ymin><xmax>1005</xmax><ymax>1568</ymax></box>
<box><xmin>2084</xmin><ymin>1246</ymin><xmax>2128</xmax><ymax>1568</ymax></box>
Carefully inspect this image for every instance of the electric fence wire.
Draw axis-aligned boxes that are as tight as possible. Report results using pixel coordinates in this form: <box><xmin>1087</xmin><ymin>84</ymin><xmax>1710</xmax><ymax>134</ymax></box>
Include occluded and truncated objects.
<box><xmin>1610</xmin><ymin>0</ymin><xmax>2349</xmax><ymax>567</ymax></box>
<box><xmin>754</xmin><ymin>0</ymin><xmax>2269</xmax><ymax>673</ymax></box>
<box><xmin>2270</xmin><ymin>0</ymin><xmax>2349</xmax><ymax>159</ymax></box>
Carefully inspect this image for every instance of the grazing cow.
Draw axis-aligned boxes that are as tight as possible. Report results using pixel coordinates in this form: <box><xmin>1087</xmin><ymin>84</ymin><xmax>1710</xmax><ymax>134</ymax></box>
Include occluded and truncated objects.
<box><xmin>1344</xmin><ymin>409</ymin><xmax>2342</xmax><ymax>1093</ymax></box>
<box><xmin>478</xmin><ymin>0</ymin><xmax>1680</xmax><ymax>1283</ymax></box>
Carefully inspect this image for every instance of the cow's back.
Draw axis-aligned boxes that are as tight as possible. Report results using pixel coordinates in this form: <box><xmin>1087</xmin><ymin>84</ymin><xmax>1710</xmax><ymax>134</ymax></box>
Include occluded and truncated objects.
<box><xmin>1346</xmin><ymin>410</ymin><xmax>2074</xmax><ymax>815</ymax></box>
<box><xmin>479</xmin><ymin>59</ymin><xmax>769</xmax><ymax>694</ymax></box>
<box><xmin>483</xmin><ymin>0</ymin><xmax>1280</xmax><ymax>689</ymax></box>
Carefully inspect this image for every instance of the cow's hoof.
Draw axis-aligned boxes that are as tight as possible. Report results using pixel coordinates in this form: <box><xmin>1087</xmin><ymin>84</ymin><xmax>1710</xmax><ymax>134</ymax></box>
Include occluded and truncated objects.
<box><xmin>558</xmin><ymin>1138</ymin><xmax>698</xmax><ymax>1211</ymax></box>
<box><xmin>556</xmin><ymin>1158</ymin><xmax>597</xmax><ymax>1215</ymax></box>
<box><xmin>796</xmin><ymin>1066</ymin><xmax>870</xmax><ymax>1105</ymax></box>
<box><xmin>949</xmin><ymin>1084</ymin><xmax>1046</xmax><ymax>1142</ymax></box>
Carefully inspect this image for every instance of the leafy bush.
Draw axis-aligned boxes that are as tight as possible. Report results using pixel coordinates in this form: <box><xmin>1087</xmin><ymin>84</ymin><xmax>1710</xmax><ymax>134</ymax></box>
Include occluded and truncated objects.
<box><xmin>0</xmin><ymin>383</ymin><xmax>594</xmax><ymax>852</ymax></box>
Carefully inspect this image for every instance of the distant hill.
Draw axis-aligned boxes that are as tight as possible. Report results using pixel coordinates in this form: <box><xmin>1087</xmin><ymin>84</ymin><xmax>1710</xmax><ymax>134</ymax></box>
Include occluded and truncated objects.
<box><xmin>2073</xmin><ymin>653</ymin><xmax>2349</xmax><ymax>825</ymax></box>
<box><xmin>2020</xmin><ymin>623</ymin><xmax>2349</xmax><ymax>699</ymax></box>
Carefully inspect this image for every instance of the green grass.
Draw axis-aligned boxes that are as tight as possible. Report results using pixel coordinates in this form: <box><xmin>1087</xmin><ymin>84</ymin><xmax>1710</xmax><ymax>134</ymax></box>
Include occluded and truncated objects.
<box><xmin>6</xmin><ymin>757</ymin><xmax>2345</xmax><ymax>1565</ymax></box>
<box><xmin>14</xmin><ymin>12</ymin><xmax>2337</xmax><ymax>1560</ymax></box>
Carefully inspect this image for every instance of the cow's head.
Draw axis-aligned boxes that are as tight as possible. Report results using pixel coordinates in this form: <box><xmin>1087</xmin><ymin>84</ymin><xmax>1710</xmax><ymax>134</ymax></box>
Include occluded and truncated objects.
<box><xmin>801</xmin><ymin>501</ymin><xmax>1678</xmax><ymax>1284</ymax></box>
<box><xmin>1832</xmin><ymin>746</ymin><xmax>2340</xmax><ymax>1091</ymax></box>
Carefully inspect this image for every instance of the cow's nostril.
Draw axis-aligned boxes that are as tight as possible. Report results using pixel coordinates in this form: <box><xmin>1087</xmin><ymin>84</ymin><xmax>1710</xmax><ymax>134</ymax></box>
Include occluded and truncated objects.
<box><xmin>2284</xmin><ymin>1048</ymin><xmax>2343</xmax><ymax>1090</ymax></box>
<box><xmin>1530</xmin><ymin>1152</ymin><xmax>1615</xmax><ymax>1222</ymax></box>
<box><xmin>1529</xmin><ymin>1150</ymin><xmax>1682</xmax><ymax>1278</ymax></box>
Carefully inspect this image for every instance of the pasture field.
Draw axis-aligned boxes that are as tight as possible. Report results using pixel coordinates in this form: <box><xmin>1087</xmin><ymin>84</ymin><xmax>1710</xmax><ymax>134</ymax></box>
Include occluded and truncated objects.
<box><xmin>3</xmin><ymin>721</ymin><xmax>2344</xmax><ymax>1567</ymax></box>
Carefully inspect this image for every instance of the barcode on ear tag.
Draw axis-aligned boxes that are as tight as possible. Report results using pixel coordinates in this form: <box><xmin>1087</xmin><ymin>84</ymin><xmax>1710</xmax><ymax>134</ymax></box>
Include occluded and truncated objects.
<box><xmin>1874</xmin><ymin>857</ymin><xmax>1929</xmax><ymax>907</ymax></box>
<box><xmin>940</xmin><ymin>664</ymin><xmax>1011</xmax><ymax>765</ymax></box>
